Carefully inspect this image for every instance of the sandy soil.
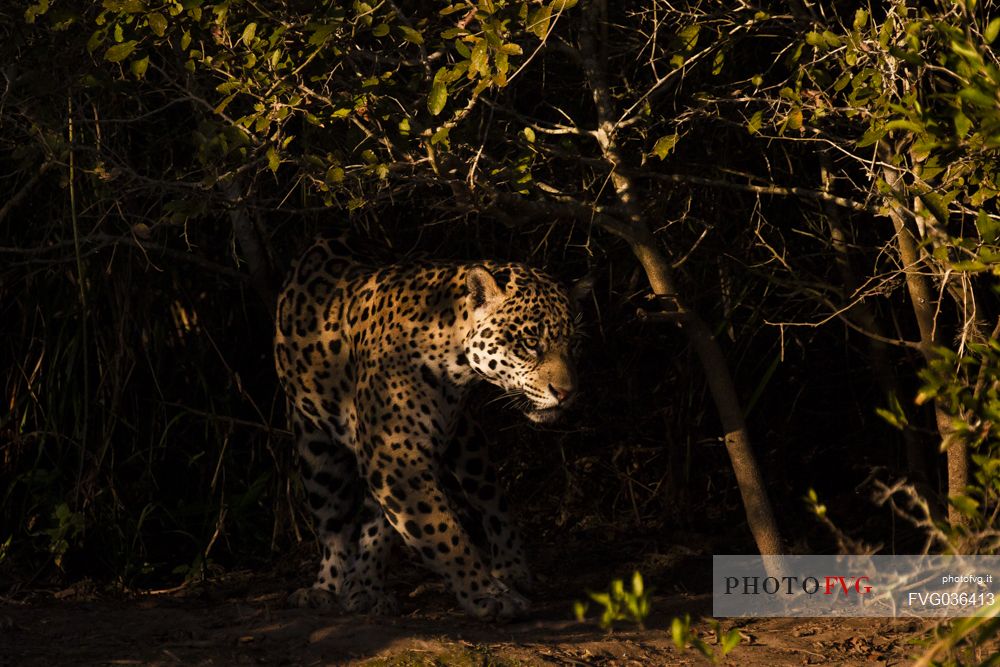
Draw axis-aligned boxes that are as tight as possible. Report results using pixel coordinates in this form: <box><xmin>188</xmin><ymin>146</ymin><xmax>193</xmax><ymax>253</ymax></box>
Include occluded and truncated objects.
<box><xmin>0</xmin><ymin>568</ymin><xmax>957</xmax><ymax>667</ymax></box>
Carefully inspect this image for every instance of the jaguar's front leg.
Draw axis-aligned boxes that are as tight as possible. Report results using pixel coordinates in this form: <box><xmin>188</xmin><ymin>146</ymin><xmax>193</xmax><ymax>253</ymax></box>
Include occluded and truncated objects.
<box><xmin>359</xmin><ymin>435</ymin><xmax>529</xmax><ymax>621</ymax></box>
<box><xmin>288</xmin><ymin>410</ymin><xmax>362</xmax><ymax>610</ymax></box>
<box><xmin>339</xmin><ymin>493</ymin><xmax>401</xmax><ymax>616</ymax></box>
<box><xmin>447</xmin><ymin>415</ymin><xmax>532</xmax><ymax>593</ymax></box>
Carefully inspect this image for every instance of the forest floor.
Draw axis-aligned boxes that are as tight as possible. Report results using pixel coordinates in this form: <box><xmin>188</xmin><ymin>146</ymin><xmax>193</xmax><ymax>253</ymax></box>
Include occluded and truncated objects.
<box><xmin>0</xmin><ymin>541</ymin><xmax>969</xmax><ymax>667</ymax></box>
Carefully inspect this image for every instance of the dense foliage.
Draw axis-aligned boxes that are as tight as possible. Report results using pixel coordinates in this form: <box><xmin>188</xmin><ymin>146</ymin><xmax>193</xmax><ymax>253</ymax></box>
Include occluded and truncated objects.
<box><xmin>3</xmin><ymin>3</ymin><xmax>1000</xmax><ymax>649</ymax></box>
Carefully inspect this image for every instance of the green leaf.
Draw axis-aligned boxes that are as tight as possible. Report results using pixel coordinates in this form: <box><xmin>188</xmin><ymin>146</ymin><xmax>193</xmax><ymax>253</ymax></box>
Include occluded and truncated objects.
<box><xmin>652</xmin><ymin>134</ymin><xmax>678</xmax><ymax>159</ymax></box>
<box><xmin>471</xmin><ymin>39</ymin><xmax>489</xmax><ymax>75</ymax></box>
<box><xmin>527</xmin><ymin>6</ymin><xmax>552</xmax><ymax>39</ymax></box>
<box><xmin>241</xmin><ymin>22</ymin><xmax>257</xmax><ymax>45</ymax></box>
<box><xmin>147</xmin><ymin>11</ymin><xmax>167</xmax><ymax>36</ymax></box>
<box><xmin>671</xmin><ymin>617</ymin><xmax>687</xmax><ymax>649</ymax></box>
<box><xmin>267</xmin><ymin>146</ymin><xmax>279</xmax><ymax>173</ymax></box>
<box><xmin>712</xmin><ymin>50</ymin><xmax>725</xmax><ymax>75</ymax></box>
<box><xmin>308</xmin><ymin>23</ymin><xmax>338</xmax><ymax>45</ymax></box>
<box><xmin>549</xmin><ymin>0</ymin><xmax>578</xmax><ymax>9</ymax></box>
<box><xmin>805</xmin><ymin>31</ymin><xmax>824</xmax><ymax>47</ymax></box>
<box><xmin>523</xmin><ymin>127</ymin><xmax>535</xmax><ymax>143</ymax></box>
<box><xmin>919</xmin><ymin>191</ymin><xmax>951</xmax><ymax>225</ymax></box>
<box><xmin>495</xmin><ymin>51</ymin><xmax>509</xmax><ymax>76</ymax></box>
<box><xmin>130</xmin><ymin>55</ymin><xmax>149</xmax><ymax>78</ymax></box>
<box><xmin>103</xmin><ymin>0</ymin><xmax>145</xmax><ymax>12</ymax></box>
<box><xmin>430</xmin><ymin>126</ymin><xmax>450</xmax><ymax>146</ymax></box>
<box><xmin>371</xmin><ymin>23</ymin><xmax>389</xmax><ymax>37</ymax></box>
<box><xmin>986</xmin><ymin>17</ymin><xmax>1000</xmax><ymax>44</ymax></box>
<box><xmin>104</xmin><ymin>40</ymin><xmax>138</xmax><ymax>62</ymax></box>
<box><xmin>884</xmin><ymin>119</ymin><xmax>924</xmax><ymax>133</ymax></box>
<box><xmin>954</xmin><ymin>111</ymin><xmax>972</xmax><ymax>138</ymax></box>
<box><xmin>398</xmin><ymin>25</ymin><xmax>424</xmax><ymax>45</ymax></box>
<box><xmin>721</xmin><ymin>629</ymin><xmax>741</xmax><ymax>655</ymax></box>
<box><xmin>785</xmin><ymin>107</ymin><xmax>803</xmax><ymax>131</ymax></box>
<box><xmin>950</xmin><ymin>493</ymin><xmax>980</xmax><ymax>517</ymax></box>
<box><xmin>853</xmin><ymin>9</ymin><xmax>868</xmax><ymax>30</ymax></box>
<box><xmin>879</xmin><ymin>15</ymin><xmax>894</xmax><ymax>48</ymax></box>
<box><xmin>631</xmin><ymin>571</ymin><xmax>644</xmax><ymax>596</ymax></box>
<box><xmin>951</xmin><ymin>40</ymin><xmax>982</xmax><ymax>61</ymax></box>
<box><xmin>746</xmin><ymin>110</ymin><xmax>763</xmax><ymax>134</ymax></box>
<box><xmin>428</xmin><ymin>80</ymin><xmax>448</xmax><ymax>115</ymax></box>
<box><xmin>959</xmin><ymin>87</ymin><xmax>996</xmax><ymax>108</ymax></box>
<box><xmin>25</xmin><ymin>0</ymin><xmax>50</xmax><ymax>23</ymax></box>
<box><xmin>325</xmin><ymin>166</ymin><xmax>345</xmax><ymax>184</ymax></box>
<box><xmin>572</xmin><ymin>600</ymin><xmax>588</xmax><ymax>621</ymax></box>
<box><xmin>856</xmin><ymin>126</ymin><xmax>885</xmax><ymax>148</ymax></box>
<box><xmin>977</xmin><ymin>209</ymin><xmax>1000</xmax><ymax>244</ymax></box>
<box><xmin>678</xmin><ymin>24</ymin><xmax>699</xmax><ymax>50</ymax></box>
<box><xmin>821</xmin><ymin>30</ymin><xmax>841</xmax><ymax>47</ymax></box>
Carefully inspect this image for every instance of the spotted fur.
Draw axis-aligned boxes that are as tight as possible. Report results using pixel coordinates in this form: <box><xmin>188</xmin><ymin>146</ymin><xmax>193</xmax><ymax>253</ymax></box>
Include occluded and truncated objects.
<box><xmin>274</xmin><ymin>235</ymin><xmax>582</xmax><ymax>620</ymax></box>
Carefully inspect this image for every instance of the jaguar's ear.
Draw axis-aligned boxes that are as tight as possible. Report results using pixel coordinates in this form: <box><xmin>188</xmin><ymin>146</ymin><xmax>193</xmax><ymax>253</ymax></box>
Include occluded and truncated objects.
<box><xmin>569</xmin><ymin>273</ymin><xmax>596</xmax><ymax>305</ymax></box>
<box><xmin>467</xmin><ymin>266</ymin><xmax>504</xmax><ymax>312</ymax></box>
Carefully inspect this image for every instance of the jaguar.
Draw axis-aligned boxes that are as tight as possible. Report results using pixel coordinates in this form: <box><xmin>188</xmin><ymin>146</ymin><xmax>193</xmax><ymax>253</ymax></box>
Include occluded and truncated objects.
<box><xmin>274</xmin><ymin>234</ymin><xmax>585</xmax><ymax>620</ymax></box>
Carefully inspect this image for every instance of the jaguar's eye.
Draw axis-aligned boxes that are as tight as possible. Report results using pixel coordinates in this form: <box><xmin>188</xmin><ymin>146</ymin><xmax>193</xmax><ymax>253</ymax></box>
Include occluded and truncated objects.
<box><xmin>521</xmin><ymin>337</ymin><xmax>541</xmax><ymax>354</ymax></box>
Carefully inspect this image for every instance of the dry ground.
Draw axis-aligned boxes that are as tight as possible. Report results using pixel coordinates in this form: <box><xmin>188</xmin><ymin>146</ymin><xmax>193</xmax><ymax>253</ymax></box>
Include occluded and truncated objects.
<box><xmin>0</xmin><ymin>566</ymin><xmax>960</xmax><ymax>666</ymax></box>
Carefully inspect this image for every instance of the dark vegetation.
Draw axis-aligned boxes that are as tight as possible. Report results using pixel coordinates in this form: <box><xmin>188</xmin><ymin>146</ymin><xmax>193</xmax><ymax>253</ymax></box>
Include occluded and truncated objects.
<box><xmin>2</xmin><ymin>0</ymin><xmax>1000</xmax><ymax>662</ymax></box>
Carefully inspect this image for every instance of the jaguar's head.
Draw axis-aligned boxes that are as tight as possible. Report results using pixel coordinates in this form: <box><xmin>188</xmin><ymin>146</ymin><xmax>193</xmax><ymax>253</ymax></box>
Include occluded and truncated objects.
<box><xmin>463</xmin><ymin>265</ymin><xmax>589</xmax><ymax>424</ymax></box>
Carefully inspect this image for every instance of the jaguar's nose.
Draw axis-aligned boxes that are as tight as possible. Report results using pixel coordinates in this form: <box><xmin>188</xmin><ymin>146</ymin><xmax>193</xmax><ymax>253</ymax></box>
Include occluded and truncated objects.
<box><xmin>548</xmin><ymin>383</ymin><xmax>574</xmax><ymax>404</ymax></box>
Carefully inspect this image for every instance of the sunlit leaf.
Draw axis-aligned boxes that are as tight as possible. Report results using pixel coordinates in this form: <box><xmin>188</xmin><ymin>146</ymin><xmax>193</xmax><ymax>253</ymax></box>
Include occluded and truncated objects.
<box><xmin>104</xmin><ymin>40</ymin><xmax>138</xmax><ymax>62</ymax></box>
<box><xmin>398</xmin><ymin>26</ymin><xmax>424</xmax><ymax>45</ymax></box>
<box><xmin>147</xmin><ymin>11</ymin><xmax>167</xmax><ymax>37</ymax></box>
<box><xmin>652</xmin><ymin>134</ymin><xmax>678</xmax><ymax>159</ymax></box>
<box><xmin>471</xmin><ymin>39</ymin><xmax>488</xmax><ymax>75</ymax></box>
<box><xmin>671</xmin><ymin>616</ymin><xmax>688</xmax><ymax>648</ymax></box>
<box><xmin>950</xmin><ymin>494</ymin><xmax>980</xmax><ymax>517</ymax></box>
<box><xmin>721</xmin><ymin>629</ymin><xmax>741</xmax><ymax>655</ymax></box>
<box><xmin>678</xmin><ymin>24</ymin><xmax>699</xmax><ymax>51</ymax></box>
<box><xmin>130</xmin><ymin>55</ymin><xmax>149</xmax><ymax>78</ymax></box>
<box><xmin>431</xmin><ymin>126</ymin><xmax>450</xmax><ymax>146</ymax></box>
<box><xmin>428</xmin><ymin>80</ymin><xmax>448</xmax><ymax>115</ymax></box>
<box><xmin>631</xmin><ymin>571</ymin><xmax>644</xmax><ymax>596</ymax></box>
<box><xmin>959</xmin><ymin>87</ymin><xmax>995</xmax><ymax>108</ymax></box>
<box><xmin>25</xmin><ymin>0</ymin><xmax>50</xmax><ymax>23</ymax></box>
<box><xmin>103</xmin><ymin>0</ymin><xmax>145</xmax><ymax>12</ymax></box>
<box><xmin>853</xmin><ymin>8</ymin><xmax>868</xmax><ymax>30</ymax></box>
<box><xmin>527</xmin><ymin>6</ymin><xmax>552</xmax><ymax>39</ymax></box>
<box><xmin>986</xmin><ymin>17</ymin><xmax>1000</xmax><ymax>44</ymax></box>
<box><xmin>241</xmin><ymin>22</ymin><xmax>257</xmax><ymax>45</ymax></box>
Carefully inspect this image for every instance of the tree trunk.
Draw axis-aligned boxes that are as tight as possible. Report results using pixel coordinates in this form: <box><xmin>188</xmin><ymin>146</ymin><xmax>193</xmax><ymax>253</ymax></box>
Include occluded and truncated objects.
<box><xmin>880</xmin><ymin>154</ymin><xmax>967</xmax><ymax>526</ymax></box>
<box><xmin>579</xmin><ymin>0</ymin><xmax>784</xmax><ymax>565</ymax></box>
